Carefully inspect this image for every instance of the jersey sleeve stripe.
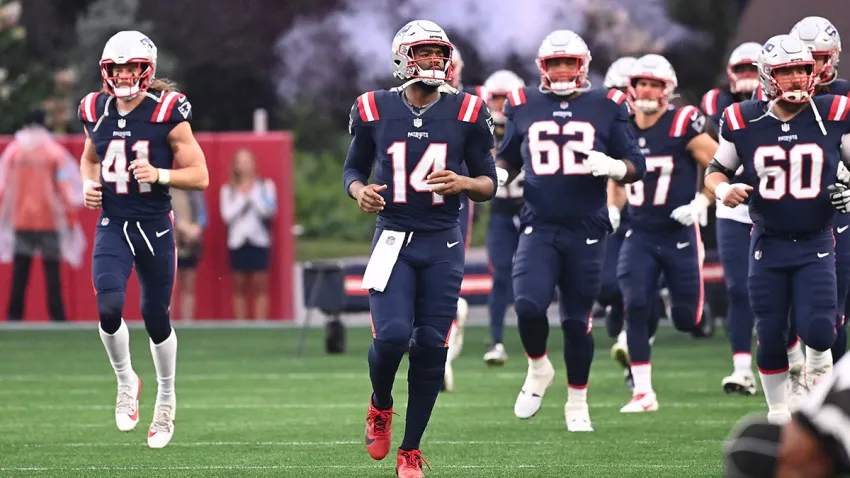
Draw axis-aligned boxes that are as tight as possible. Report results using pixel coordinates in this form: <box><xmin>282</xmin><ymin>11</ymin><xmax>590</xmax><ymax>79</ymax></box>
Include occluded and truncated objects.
<box><xmin>606</xmin><ymin>89</ymin><xmax>626</xmax><ymax>104</ymax></box>
<box><xmin>152</xmin><ymin>92</ymin><xmax>180</xmax><ymax>122</ymax></box>
<box><xmin>725</xmin><ymin>103</ymin><xmax>746</xmax><ymax>131</ymax></box>
<box><xmin>757</xmin><ymin>85</ymin><xmax>767</xmax><ymax>101</ymax></box>
<box><xmin>82</xmin><ymin>93</ymin><xmax>99</xmax><ymax>122</ymax></box>
<box><xmin>459</xmin><ymin>95</ymin><xmax>481</xmax><ymax>122</ymax></box>
<box><xmin>670</xmin><ymin>105</ymin><xmax>697</xmax><ymax>137</ymax></box>
<box><xmin>508</xmin><ymin>88</ymin><xmax>526</xmax><ymax>107</ymax></box>
<box><xmin>357</xmin><ymin>92</ymin><xmax>379</xmax><ymax>122</ymax></box>
<box><xmin>828</xmin><ymin>95</ymin><xmax>849</xmax><ymax>121</ymax></box>
<box><xmin>701</xmin><ymin>89</ymin><xmax>718</xmax><ymax>116</ymax></box>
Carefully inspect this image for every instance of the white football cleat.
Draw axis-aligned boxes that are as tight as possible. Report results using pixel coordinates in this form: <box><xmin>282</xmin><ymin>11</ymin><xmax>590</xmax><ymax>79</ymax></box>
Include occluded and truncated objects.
<box><xmin>451</xmin><ymin>298</ymin><xmax>469</xmax><ymax>353</ymax></box>
<box><xmin>564</xmin><ymin>402</ymin><xmax>594</xmax><ymax>432</ymax></box>
<box><xmin>767</xmin><ymin>409</ymin><xmax>792</xmax><ymax>425</ymax></box>
<box><xmin>620</xmin><ymin>392</ymin><xmax>659</xmax><ymax>413</ymax></box>
<box><xmin>483</xmin><ymin>343</ymin><xmax>508</xmax><ymax>366</ymax></box>
<box><xmin>514</xmin><ymin>356</ymin><xmax>555</xmax><ymax>419</ymax></box>
<box><xmin>722</xmin><ymin>371</ymin><xmax>757</xmax><ymax>396</ymax></box>
<box><xmin>147</xmin><ymin>397</ymin><xmax>176</xmax><ymax>449</ymax></box>
<box><xmin>610</xmin><ymin>333</ymin><xmax>630</xmax><ymax>370</ymax></box>
<box><xmin>443</xmin><ymin>360</ymin><xmax>455</xmax><ymax>392</ymax></box>
<box><xmin>805</xmin><ymin>359</ymin><xmax>833</xmax><ymax>390</ymax></box>
<box><xmin>787</xmin><ymin>363</ymin><xmax>808</xmax><ymax>412</ymax></box>
<box><xmin>115</xmin><ymin>376</ymin><xmax>141</xmax><ymax>432</ymax></box>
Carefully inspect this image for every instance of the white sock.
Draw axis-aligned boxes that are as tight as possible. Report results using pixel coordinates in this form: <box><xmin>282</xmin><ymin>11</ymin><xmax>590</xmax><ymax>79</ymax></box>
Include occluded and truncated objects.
<box><xmin>631</xmin><ymin>363</ymin><xmax>653</xmax><ymax>395</ymax></box>
<box><xmin>787</xmin><ymin>340</ymin><xmax>805</xmax><ymax>368</ymax></box>
<box><xmin>806</xmin><ymin>347</ymin><xmax>832</xmax><ymax>369</ymax></box>
<box><xmin>529</xmin><ymin>354</ymin><xmax>550</xmax><ymax>370</ymax></box>
<box><xmin>616</xmin><ymin>330</ymin><xmax>627</xmax><ymax>347</ymax></box>
<box><xmin>733</xmin><ymin>353</ymin><xmax>753</xmax><ymax>375</ymax></box>
<box><xmin>150</xmin><ymin>329</ymin><xmax>177</xmax><ymax>404</ymax></box>
<box><xmin>99</xmin><ymin>320</ymin><xmax>135</xmax><ymax>385</ymax></box>
<box><xmin>567</xmin><ymin>386</ymin><xmax>587</xmax><ymax>405</ymax></box>
<box><xmin>758</xmin><ymin>371</ymin><xmax>789</xmax><ymax>411</ymax></box>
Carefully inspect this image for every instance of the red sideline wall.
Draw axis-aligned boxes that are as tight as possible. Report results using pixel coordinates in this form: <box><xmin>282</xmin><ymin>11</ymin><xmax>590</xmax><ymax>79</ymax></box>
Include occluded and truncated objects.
<box><xmin>0</xmin><ymin>132</ymin><xmax>295</xmax><ymax>321</ymax></box>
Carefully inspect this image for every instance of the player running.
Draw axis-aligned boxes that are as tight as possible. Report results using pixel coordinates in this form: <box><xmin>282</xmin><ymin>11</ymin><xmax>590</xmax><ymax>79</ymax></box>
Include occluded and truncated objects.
<box><xmin>705</xmin><ymin>34</ymin><xmax>850</xmax><ymax>424</ymax></box>
<box><xmin>81</xmin><ymin>31</ymin><xmax>208</xmax><ymax>449</ymax></box>
<box><xmin>342</xmin><ymin>20</ymin><xmax>497</xmax><ymax>477</ymax></box>
<box><xmin>498</xmin><ymin>30</ymin><xmax>645</xmax><ymax>431</ymax></box>
<box><xmin>614</xmin><ymin>54</ymin><xmax>718</xmax><ymax>413</ymax></box>
<box><xmin>482</xmin><ymin>69</ymin><xmax>526</xmax><ymax>366</ymax></box>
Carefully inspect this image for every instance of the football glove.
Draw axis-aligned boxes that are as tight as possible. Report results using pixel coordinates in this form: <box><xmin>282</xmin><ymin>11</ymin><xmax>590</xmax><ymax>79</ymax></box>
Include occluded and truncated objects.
<box><xmin>838</xmin><ymin>162</ymin><xmax>850</xmax><ymax>185</ymax></box>
<box><xmin>608</xmin><ymin>205</ymin><xmax>621</xmax><ymax>232</ymax></box>
<box><xmin>585</xmin><ymin>151</ymin><xmax>627</xmax><ymax>180</ymax></box>
<box><xmin>670</xmin><ymin>194</ymin><xmax>711</xmax><ymax>227</ymax></box>
<box><xmin>829</xmin><ymin>183</ymin><xmax>850</xmax><ymax>213</ymax></box>
<box><xmin>496</xmin><ymin>167</ymin><xmax>509</xmax><ymax>188</ymax></box>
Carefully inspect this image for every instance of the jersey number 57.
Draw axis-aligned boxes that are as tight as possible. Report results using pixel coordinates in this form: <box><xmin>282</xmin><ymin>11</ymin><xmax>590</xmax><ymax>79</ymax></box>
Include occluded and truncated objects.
<box><xmin>102</xmin><ymin>139</ymin><xmax>153</xmax><ymax>194</ymax></box>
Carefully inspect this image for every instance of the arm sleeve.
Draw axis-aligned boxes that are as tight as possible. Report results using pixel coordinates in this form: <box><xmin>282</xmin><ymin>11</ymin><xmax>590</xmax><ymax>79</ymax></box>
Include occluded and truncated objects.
<box><xmin>607</xmin><ymin>102</ymin><xmax>646</xmax><ymax>179</ymax></box>
<box><xmin>714</xmin><ymin>111</ymin><xmax>742</xmax><ymax>171</ymax></box>
<box><xmin>342</xmin><ymin>100</ymin><xmax>376</xmax><ymax>199</ymax></box>
<box><xmin>463</xmin><ymin>102</ymin><xmax>498</xmax><ymax>200</ymax></box>
<box><xmin>495</xmin><ymin>102</ymin><xmax>523</xmax><ymax>170</ymax></box>
<box><xmin>795</xmin><ymin>356</ymin><xmax>850</xmax><ymax>473</ymax></box>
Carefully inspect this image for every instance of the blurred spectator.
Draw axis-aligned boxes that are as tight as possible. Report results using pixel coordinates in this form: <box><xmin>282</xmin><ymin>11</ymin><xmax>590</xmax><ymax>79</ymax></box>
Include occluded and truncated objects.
<box><xmin>171</xmin><ymin>189</ymin><xmax>208</xmax><ymax>321</ymax></box>
<box><xmin>220</xmin><ymin>148</ymin><xmax>277</xmax><ymax>320</ymax></box>
<box><xmin>0</xmin><ymin>108</ymin><xmax>85</xmax><ymax>321</ymax></box>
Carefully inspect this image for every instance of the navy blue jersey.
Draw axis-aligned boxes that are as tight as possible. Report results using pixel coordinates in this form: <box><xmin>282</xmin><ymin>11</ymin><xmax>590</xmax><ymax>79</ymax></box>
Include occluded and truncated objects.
<box><xmin>626</xmin><ymin>105</ymin><xmax>706</xmax><ymax>231</ymax></box>
<box><xmin>701</xmin><ymin>88</ymin><xmax>739</xmax><ymax>133</ymax></box>
<box><xmin>717</xmin><ymin>95</ymin><xmax>850</xmax><ymax>234</ymax></box>
<box><xmin>79</xmin><ymin>90</ymin><xmax>191</xmax><ymax>220</ymax></box>
<box><xmin>342</xmin><ymin>89</ymin><xmax>497</xmax><ymax>232</ymax></box>
<box><xmin>753</xmin><ymin>78</ymin><xmax>850</xmax><ymax>101</ymax></box>
<box><xmin>497</xmin><ymin>86</ymin><xmax>645</xmax><ymax>226</ymax></box>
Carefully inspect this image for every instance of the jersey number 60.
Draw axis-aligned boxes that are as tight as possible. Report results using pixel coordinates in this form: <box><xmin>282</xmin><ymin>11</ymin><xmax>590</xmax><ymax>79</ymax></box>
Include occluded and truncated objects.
<box><xmin>754</xmin><ymin>143</ymin><xmax>823</xmax><ymax>200</ymax></box>
<box><xmin>102</xmin><ymin>139</ymin><xmax>153</xmax><ymax>194</ymax></box>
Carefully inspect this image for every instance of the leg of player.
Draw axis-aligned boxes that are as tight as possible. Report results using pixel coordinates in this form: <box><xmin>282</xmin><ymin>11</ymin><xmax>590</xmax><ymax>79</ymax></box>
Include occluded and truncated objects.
<box><xmin>749</xmin><ymin>232</ymin><xmax>793</xmax><ymax>424</ymax></box>
<box><xmin>93</xmin><ymin>220</ymin><xmax>140</xmax><ymax>433</ymax></box>
<box><xmin>397</xmin><ymin>228</ymin><xmax>464</xmax><ymax>477</ymax></box>
<box><xmin>484</xmin><ymin>212</ymin><xmax>517</xmax><ymax>365</ymax></box>
<box><xmin>617</xmin><ymin>231</ymin><xmax>662</xmax><ymax>413</ymax></box>
<box><xmin>831</xmin><ymin>216</ymin><xmax>850</xmax><ymax>363</ymax></box>
<box><xmin>512</xmin><ymin>226</ymin><xmax>559</xmax><ymax>419</ymax></box>
<box><xmin>662</xmin><ymin>225</ymin><xmax>705</xmax><ymax>334</ymax></box>
<box><xmin>363</xmin><ymin>229</ymin><xmax>415</xmax><ymax>462</ymax></box>
<box><xmin>557</xmin><ymin>229</ymin><xmax>607</xmax><ymax>431</ymax></box>
<box><xmin>599</xmin><ymin>230</ymin><xmax>630</xmax><ymax>386</ymax></box>
<box><xmin>134</xmin><ymin>216</ymin><xmax>178</xmax><ymax>449</ymax></box>
<box><xmin>716</xmin><ymin>218</ymin><xmax>757</xmax><ymax>395</ymax></box>
<box><xmin>444</xmin><ymin>195</ymin><xmax>473</xmax><ymax>391</ymax></box>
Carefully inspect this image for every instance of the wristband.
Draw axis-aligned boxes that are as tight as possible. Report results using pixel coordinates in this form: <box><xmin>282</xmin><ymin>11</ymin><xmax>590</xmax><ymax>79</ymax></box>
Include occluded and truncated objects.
<box><xmin>609</xmin><ymin>160</ymin><xmax>627</xmax><ymax>180</ymax></box>
<box><xmin>83</xmin><ymin>179</ymin><xmax>96</xmax><ymax>191</ymax></box>
<box><xmin>715</xmin><ymin>182</ymin><xmax>731</xmax><ymax>202</ymax></box>
<box><xmin>157</xmin><ymin>169</ymin><xmax>170</xmax><ymax>185</ymax></box>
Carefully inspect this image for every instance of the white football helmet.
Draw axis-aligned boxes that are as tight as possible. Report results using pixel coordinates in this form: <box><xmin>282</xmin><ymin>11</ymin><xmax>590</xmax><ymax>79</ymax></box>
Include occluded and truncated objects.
<box><xmin>627</xmin><ymin>54</ymin><xmax>677</xmax><ymax>114</ymax></box>
<box><xmin>449</xmin><ymin>47</ymin><xmax>464</xmax><ymax>89</ymax></box>
<box><xmin>604</xmin><ymin>57</ymin><xmax>637</xmax><ymax>90</ymax></box>
<box><xmin>758</xmin><ymin>35</ymin><xmax>816</xmax><ymax>103</ymax></box>
<box><xmin>391</xmin><ymin>20</ymin><xmax>453</xmax><ymax>87</ymax></box>
<box><xmin>726</xmin><ymin>42</ymin><xmax>761</xmax><ymax>94</ymax></box>
<box><xmin>790</xmin><ymin>16</ymin><xmax>841</xmax><ymax>86</ymax></box>
<box><xmin>535</xmin><ymin>30</ymin><xmax>592</xmax><ymax>96</ymax></box>
<box><xmin>483</xmin><ymin>70</ymin><xmax>525</xmax><ymax>124</ymax></box>
<box><xmin>100</xmin><ymin>30</ymin><xmax>158</xmax><ymax>99</ymax></box>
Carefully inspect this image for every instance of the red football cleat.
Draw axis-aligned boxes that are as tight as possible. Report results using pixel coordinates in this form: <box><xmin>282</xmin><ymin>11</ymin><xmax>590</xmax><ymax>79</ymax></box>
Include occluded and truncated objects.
<box><xmin>396</xmin><ymin>449</ymin><xmax>431</xmax><ymax>478</ymax></box>
<box><xmin>365</xmin><ymin>400</ymin><xmax>395</xmax><ymax>460</ymax></box>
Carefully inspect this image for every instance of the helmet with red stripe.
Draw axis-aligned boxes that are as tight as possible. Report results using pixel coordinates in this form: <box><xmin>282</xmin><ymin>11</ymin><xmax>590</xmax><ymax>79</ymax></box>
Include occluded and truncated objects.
<box><xmin>535</xmin><ymin>30</ymin><xmax>592</xmax><ymax>96</ymax></box>
<box><xmin>726</xmin><ymin>42</ymin><xmax>761</xmax><ymax>94</ymax></box>
<box><xmin>483</xmin><ymin>70</ymin><xmax>525</xmax><ymax>124</ymax></box>
<box><xmin>627</xmin><ymin>54</ymin><xmax>677</xmax><ymax>114</ymax></box>
<box><xmin>758</xmin><ymin>35</ymin><xmax>816</xmax><ymax>104</ymax></box>
<box><xmin>100</xmin><ymin>30</ymin><xmax>158</xmax><ymax>99</ymax></box>
<box><xmin>604</xmin><ymin>57</ymin><xmax>637</xmax><ymax>91</ymax></box>
<box><xmin>790</xmin><ymin>16</ymin><xmax>841</xmax><ymax>86</ymax></box>
<box><xmin>391</xmin><ymin>20</ymin><xmax>453</xmax><ymax>87</ymax></box>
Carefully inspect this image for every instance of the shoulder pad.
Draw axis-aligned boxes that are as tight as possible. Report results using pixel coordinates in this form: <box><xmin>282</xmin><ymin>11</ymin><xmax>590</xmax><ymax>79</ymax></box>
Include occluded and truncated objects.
<box><xmin>700</xmin><ymin>88</ymin><xmax>721</xmax><ymax>116</ymax></box>
<box><xmin>721</xmin><ymin>102</ymin><xmax>747</xmax><ymax>132</ymax></box>
<box><xmin>78</xmin><ymin>92</ymin><xmax>106</xmax><ymax>124</ymax></box>
<box><xmin>506</xmin><ymin>87</ymin><xmax>529</xmax><ymax>107</ymax></box>
<box><xmin>457</xmin><ymin>93</ymin><xmax>484</xmax><ymax>123</ymax></box>
<box><xmin>151</xmin><ymin>91</ymin><xmax>192</xmax><ymax>123</ymax></box>
<box><xmin>606</xmin><ymin>88</ymin><xmax>627</xmax><ymax>105</ymax></box>
<box><xmin>354</xmin><ymin>91</ymin><xmax>381</xmax><ymax>123</ymax></box>
<box><xmin>669</xmin><ymin>105</ymin><xmax>704</xmax><ymax>137</ymax></box>
<box><xmin>825</xmin><ymin>94</ymin><xmax>850</xmax><ymax>122</ymax></box>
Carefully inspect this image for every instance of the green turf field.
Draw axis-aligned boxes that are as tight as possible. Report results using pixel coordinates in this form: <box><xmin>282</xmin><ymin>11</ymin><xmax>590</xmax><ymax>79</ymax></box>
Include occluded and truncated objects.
<box><xmin>0</xmin><ymin>324</ymin><xmax>761</xmax><ymax>477</ymax></box>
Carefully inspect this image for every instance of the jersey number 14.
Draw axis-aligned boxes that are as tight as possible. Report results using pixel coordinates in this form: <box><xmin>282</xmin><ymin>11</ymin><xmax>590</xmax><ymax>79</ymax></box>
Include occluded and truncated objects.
<box><xmin>102</xmin><ymin>139</ymin><xmax>152</xmax><ymax>194</ymax></box>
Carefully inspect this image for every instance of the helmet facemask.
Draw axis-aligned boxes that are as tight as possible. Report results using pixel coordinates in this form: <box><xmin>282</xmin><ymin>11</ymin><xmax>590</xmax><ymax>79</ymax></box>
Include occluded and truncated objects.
<box><xmin>398</xmin><ymin>41</ymin><xmax>453</xmax><ymax>87</ymax></box>
<box><xmin>766</xmin><ymin>62</ymin><xmax>816</xmax><ymax>103</ymax></box>
<box><xmin>537</xmin><ymin>55</ymin><xmax>587</xmax><ymax>96</ymax></box>
<box><xmin>487</xmin><ymin>92</ymin><xmax>509</xmax><ymax>125</ymax></box>
<box><xmin>101</xmin><ymin>60</ymin><xmax>154</xmax><ymax>99</ymax></box>
<box><xmin>727</xmin><ymin>62</ymin><xmax>759</xmax><ymax>94</ymax></box>
<box><xmin>811</xmin><ymin>50</ymin><xmax>839</xmax><ymax>86</ymax></box>
<box><xmin>628</xmin><ymin>76</ymin><xmax>672</xmax><ymax>114</ymax></box>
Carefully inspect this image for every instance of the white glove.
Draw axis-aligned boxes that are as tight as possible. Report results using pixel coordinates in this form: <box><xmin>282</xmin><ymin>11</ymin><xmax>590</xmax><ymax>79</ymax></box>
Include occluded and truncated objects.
<box><xmin>838</xmin><ymin>162</ymin><xmax>850</xmax><ymax>185</ymax></box>
<box><xmin>829</xmin><ymin>183</ymin><xmax>850</xmax><ymax>213</ymax></box>
<box><xmin>585</xmin><ymin>151</ymin><xmax>627</xmax><ymax>180</ymax></box>
<box><xmin>608</xmin><ymin>205</ymin><xmax>621</xmax><ymax>231</ymax></box>
<box><xmin>496</xmin><ymin>167</ymin><xmax>509</xmax><ymax>188</ymax></box>
<box><xmin>670</xmin><ymin>194</ymin><xmax>711</xmax><ymax>226</ymax></box>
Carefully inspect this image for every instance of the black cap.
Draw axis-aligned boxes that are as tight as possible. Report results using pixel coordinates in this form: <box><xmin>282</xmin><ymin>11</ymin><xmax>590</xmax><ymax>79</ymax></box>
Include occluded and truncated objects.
<box><xmin>724</xmin><ymin>414</ymin><xmax>783</xmax><ymax>478</ymax></box>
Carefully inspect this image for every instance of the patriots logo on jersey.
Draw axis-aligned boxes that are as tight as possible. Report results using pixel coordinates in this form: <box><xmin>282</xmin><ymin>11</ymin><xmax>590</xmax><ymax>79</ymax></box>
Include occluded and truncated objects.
<box><xmin>486</xmin><ymin>115</ymin><xmax>495</xmax><ymax>136</ymax></box>
<box><xmin>178</xmin><ymin>100</ymin><xmax>191</xmax><ymax>120</ymax></box>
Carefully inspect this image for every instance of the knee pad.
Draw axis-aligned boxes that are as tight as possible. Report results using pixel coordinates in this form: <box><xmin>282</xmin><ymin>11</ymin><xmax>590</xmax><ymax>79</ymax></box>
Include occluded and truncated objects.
<box><xmin>141</xmin><ymin>302</ymin><xmax>172</xmax><ymax>345</ymax></box>
<box><xmin>801</xmin><ymin>318</ymin><xmax>837</xmax><ymax>352</ymax></box>
<box><xmin>96</xmin><ymin>290</ymin><xmax>126</xmax><ymax>321</ymax></box>
<box><xmin>411</xmin><ymin>325</ymin><xmax>449</xmax><ymax>348</ymax></box>
<box><xmin>514</xmin><ymin>297</ymin><xmax>547</xmax><ymax>320</ymax></box>
<box><xmin>560</xmin><ymin>316</ymin><xmax>590</xmax><ymax>342</ymax></box>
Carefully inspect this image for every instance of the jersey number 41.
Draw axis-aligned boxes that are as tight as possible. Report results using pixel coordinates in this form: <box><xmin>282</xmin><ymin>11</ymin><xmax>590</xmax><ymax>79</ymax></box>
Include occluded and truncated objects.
<box><xmin>102</xmin><ymin>139</ymin><xmax>153</xmax><ymax>194</ymax></box>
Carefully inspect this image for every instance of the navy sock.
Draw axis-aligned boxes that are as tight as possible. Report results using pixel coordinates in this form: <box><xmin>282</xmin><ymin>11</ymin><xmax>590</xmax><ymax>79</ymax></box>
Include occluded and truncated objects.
<box><xmin>562</xmin><ymin>321</ymin><xmax>594</xmax><ymax>387</ymax></box>
<box><xmin>488</xmin><ymin>282</ymin><xmax>510</xmax><ymax>344</ymax></box>
<box><xmin>626</xmin><ymin>306</ymin><xmax>652</xmax><ymax>363</ymax></box>
<box><xmin>368</xmin><ymin>339</ymin><xmax>407</xmax><ymax>410</ymax></box>
<box><xmin>400</xmin><ymin>344</ymin><xmax>446</xmax><ymax>450</ymax></box>
<box><xmin>517</xmin><ymin>314</ymin><xmax>549</xmax><ymax>357</ymax></box>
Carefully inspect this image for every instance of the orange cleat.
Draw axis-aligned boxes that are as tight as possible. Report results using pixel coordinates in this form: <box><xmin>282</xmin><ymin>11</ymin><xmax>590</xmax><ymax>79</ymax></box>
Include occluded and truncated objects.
<box><xmin>396</xmin><ymin>449</ymin><xmax>431</xmax><ymax>478</ymax></box>
<box><xmin>365</xmin><ymin>400</ymin><xmax>395</xmax><ymax>460</ymax></box>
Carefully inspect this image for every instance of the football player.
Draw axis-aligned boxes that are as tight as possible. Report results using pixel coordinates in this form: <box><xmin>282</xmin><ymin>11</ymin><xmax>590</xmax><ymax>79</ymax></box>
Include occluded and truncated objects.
<box><xmin>614</xmin><ymin>54</ymin><xmax>717</xmax><ymax>412</ymax></box>
<box><xmin>701</xmin><ymin>42</ymin><xmax>763</xmax><ymax>397</ymax></box>
<box><xmin>342</xmin><ymin>20</ymin><xmax>497</xmax><ymax>477</ymax></box>
<box><xmin>81</xmin><ymin>31</ymin><xmax>208</xmax><ymax>448</ymax></box>
<box><xmin>705</xmin><ymin>34</ymin><xmax>850</xmax><ymax>424</ymax></box>
<box><xmin>498</xmin><ymin>30</ymin><xmax>645</xmax><ymax>431</ymax></box>
<box><xmin>482</xmin><ymin>69</ymin><xmax>526</xmax><ymax>366</ymax></box>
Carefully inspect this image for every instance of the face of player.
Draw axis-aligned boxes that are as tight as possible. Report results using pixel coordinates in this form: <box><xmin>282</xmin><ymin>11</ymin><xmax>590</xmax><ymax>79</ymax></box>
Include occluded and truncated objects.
<box><xmin>412</xmin><ymin>45</ymin><xmax>446</xmax><ymax>74</ymax></box>
<box><xmin>812</xmin><ymin>55</ymin><xmax>827</xmax><ymax>76</ymax></box>
<box><xmin>545</xmin><ymin>57</ymin><xmax>580</xmax><ymax>82</ymax></box>
<box><xmin>773</xmin><ymin>64</ymin><xmax>811</xmax><ymax>93</ymax></box>
<box><xmin>633</xmin><ymin>78</ymin><xmax>665</xmax><ymax>101</ymax></box>
<box><xmin>111</xmin><ymin>63</ymin><xmax>143</xmax><ymax>88</ymax></box>
<box><xmin>488</xmin><ymin>93</ymin><xmax>508</xmax><ymax>128</ymax></box>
